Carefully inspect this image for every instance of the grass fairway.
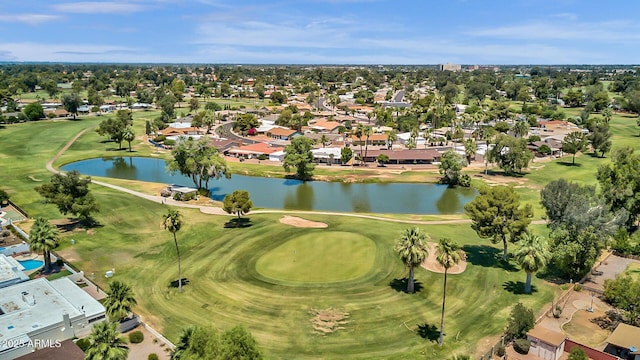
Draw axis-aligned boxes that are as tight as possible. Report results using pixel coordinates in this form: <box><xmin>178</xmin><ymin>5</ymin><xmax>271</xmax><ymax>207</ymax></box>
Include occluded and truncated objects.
<box><xmin>256</xmin><ymin>232</ymin><xmax>376</xmax><ymax>283</ymax></box>
<box><xmin>1</xmin><ymin>118</ymin><xmax>560</xmax><ymax>358</ymax></box>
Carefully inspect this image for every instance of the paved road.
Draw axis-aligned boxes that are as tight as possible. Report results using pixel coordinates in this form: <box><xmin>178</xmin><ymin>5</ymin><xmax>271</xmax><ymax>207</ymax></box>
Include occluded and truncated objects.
<box><xmin>393</xmin><ymin>90</ymin><xmax>405</xmax><ymax>103</ymax></box>
<box><xmin>220</xmin><ymin>122</ymin><xmax>258</xmax><ymax>145</ymax></box>
<box><xmin>316</xmin><ymin>97</ymin><xmax>333</xmax><ymax>111</ymax></box>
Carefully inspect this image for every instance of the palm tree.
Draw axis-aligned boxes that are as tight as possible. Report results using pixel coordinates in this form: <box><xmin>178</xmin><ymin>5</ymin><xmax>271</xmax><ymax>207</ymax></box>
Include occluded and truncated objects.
<box><xmin>122</xmin><ymin>126</ymin><xmax>135</xmax><ymax>152</ymax></box>
<box><xmin>387</xmin><ymin>130</ymin><xmax>397</xmax><ymax>149</ymax></box>
<box><xmin>514</xmin><ymin>233</ymin><xmax>551</xmax><ymax>294</ymax></box>
<box><xmin>363</xmin><ymin>125</ymin><xmax>373</xmax><ymax>166</ymax></box>
<box><xmin>28</xmin><ymin>217</ymin><xmax>58</xmax><ymax>273</ymax></box>
<box><xmin>394</xmin><ymin>227</ymin><xmax>429</xmax><ymax>293</ymax></box>
<box><xmin>512</xmin><ymin>120</ymin><xmax>529</xmax><ymax>138</ymax></box>
<box><xmin>436</xmin><ymin>238</ymin><xmax>464</xmax><ymax>346</ymax></box>
<box><xmin>171</xmin><ymin>326</ymin><xmax>197</xmax><ymax>360</ymax></box>
<box><xmin>103</xmin><ymin>281</ymin><xmax>137</xmax><ymax>321</ymax></box>
<box><xmin>163</xmin><ymin>209</ymin><xmax>184</xmax><ymax>292</ymax></box>
<box><xmin>85</xmin><ymin>321</ymin><xmax>129</xmax><ymax>360</ymax></box>
<box><xmin>353</xmin><ymin>124</ymin><xmax>365</xmax><ymax>165</ymax></box>
<box><xmin>319</xmin><ymin>134</ymin><xmax>329</xmax><ymax>148</ymax></box>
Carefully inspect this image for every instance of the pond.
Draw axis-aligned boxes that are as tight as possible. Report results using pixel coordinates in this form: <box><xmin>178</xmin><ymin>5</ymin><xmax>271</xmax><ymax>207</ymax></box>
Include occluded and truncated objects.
<box><xmin>61</xmin><ymin>157</ymin><xmax>477</xmax><ymax>214</ymax></box>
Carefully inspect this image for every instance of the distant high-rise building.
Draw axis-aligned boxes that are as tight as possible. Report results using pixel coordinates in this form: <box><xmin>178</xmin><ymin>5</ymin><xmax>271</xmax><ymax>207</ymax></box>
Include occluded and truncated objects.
<box><xmin>439</xmin><ymin>63</ymin><xmax>462</xmax><ymax>72</ymax></box>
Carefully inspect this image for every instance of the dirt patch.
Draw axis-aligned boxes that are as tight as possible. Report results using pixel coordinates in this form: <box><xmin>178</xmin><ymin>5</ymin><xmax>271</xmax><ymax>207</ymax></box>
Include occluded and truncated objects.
<box><xmin>279</xmin><ymin>216</ymin><xmax>328</xmax><ymax>228</ymax></box>
<box><xmin>420</xmin><ymin>242</ymin><xmax>468</xmax><ymax>274</ymax></box>
<box><xmin>562</xmin><ymin>309</ymin><xmax>611</xmax><ymax>347</ymax></box>
<box><xmin>310</xmin><ymin>308</ymin><xmax>350</xmax><ymax>334</ymax></box>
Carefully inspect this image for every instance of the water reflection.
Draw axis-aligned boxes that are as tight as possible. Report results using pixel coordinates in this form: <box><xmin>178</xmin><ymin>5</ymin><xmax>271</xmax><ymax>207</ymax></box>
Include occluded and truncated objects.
<box><xmin>284</xmin><ymin>182</ymin><xmax>314</xmax><ymax>211</ymax></box>
<box><xmin>61</xmin><ymin>157</ymin><xmax>477</xmax><ymax>214</ymax></box>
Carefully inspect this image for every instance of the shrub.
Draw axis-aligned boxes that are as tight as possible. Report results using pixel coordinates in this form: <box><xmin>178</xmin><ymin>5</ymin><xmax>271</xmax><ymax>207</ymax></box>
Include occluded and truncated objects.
<box><xmin>506</xmin><ymin>303</ymin><xmax>535</xmax><ymax>340</ymax></box>
<box><xmin>163</xmin><ymin>139</ymin><xmax>175</xmax><ymax>146</ymax></box>
<box><xmin>153</xmin><ymin>135</ymin><xmax>166</xmax><ymax>142</ymax></box>
<box><xmin>182</xmin><ymin>192</ymin><xmax>195</xmax><ymax>201</ymax></box>
<box><xmin>257</xmin><ymin>154</ymin><xmax>268</xmax><ymax>161</ymax></box>
<box><xmin>459</xmin><ymin>174</ymin><xmax>471</xmax><ymax>187</ymax></box>
<box><xmin>47</xmin><ymin>112</ymin><xmax>57</xmax><ymax>119</ymax></box>
<box><xmin>537</xmin><ymin>144</ymin><xmax>552</xmax><ymax>155</ymax></box>
<box><xmin>148</xmin><ymin>354</ymin><xmax>159</xmax><ymax>360</ymax></box>
<box><xmin>129</xmin><ymin>330</ymin><xmax>144</xmax><ymax>343</ymax></box>
<box><xmin>173</xmin><ymin>192</ymin><xmax>182</xmax><ymax>201</ymax></box>
<box><xmin>494</xmin><ymin>343</ymin><xmax>505</xmax><ymax>357</ymax></box>
<box><xmin>528</xmin><ymin>135</ymin><xmax>541</xmax><ymax>143</ymax></box>
<box><xmin>76</xmin><ymin>338</ymin><xmax>91</xmax><ymax>351</ymax></box>
<box><xmin>568</xmin><ymin>346</ymin><xmax>588</xmax><ymax>360</ymax></box>
<box><xmin>513</xmin><ymin>339</ymin><xmax>531</xmax><ymax>354</ymax></box>
<box><xmin>573</xmin><ymin>284</ymin><xmax>583</xmax><ymax>292</ymax></box>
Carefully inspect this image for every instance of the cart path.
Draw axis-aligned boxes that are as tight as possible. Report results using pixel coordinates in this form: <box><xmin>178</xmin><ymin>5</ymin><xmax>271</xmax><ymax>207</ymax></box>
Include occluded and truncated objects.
<box><xmin>46</xmin><ymin>128</ymin><xmax>548</xmax><ymax>225</ymax></box>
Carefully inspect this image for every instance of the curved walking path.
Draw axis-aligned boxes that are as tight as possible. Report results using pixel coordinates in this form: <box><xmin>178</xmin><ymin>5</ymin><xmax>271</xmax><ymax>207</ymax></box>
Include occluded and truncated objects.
<box><xmin>46</xmin><ymin>128</ymin><xmax>548</xmax><ymax>225</ymax></box>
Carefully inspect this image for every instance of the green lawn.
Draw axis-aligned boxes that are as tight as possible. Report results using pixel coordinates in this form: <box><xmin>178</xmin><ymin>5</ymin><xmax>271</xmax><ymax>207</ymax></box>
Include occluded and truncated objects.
<box><xmin>0</xmin><ymin>115</ymin><xmax>564</xmax><ymax>358</ymax></box>
<box><xmin>255</xmin><ymin>232</ymin><xmax>377</xmax><ymax>283</ymax></box>
<box><xmin>623</xmin><ymin>263</ymin><xmax>640</xmax><ymax>281</ymax></box>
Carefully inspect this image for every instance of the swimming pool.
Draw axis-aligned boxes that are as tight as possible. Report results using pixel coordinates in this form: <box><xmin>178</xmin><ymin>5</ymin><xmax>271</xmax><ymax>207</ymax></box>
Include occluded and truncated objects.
<box><xmin>18</xmin><ymin>259</ymin><xmax>44</xmax><ymax>271</ymax></box>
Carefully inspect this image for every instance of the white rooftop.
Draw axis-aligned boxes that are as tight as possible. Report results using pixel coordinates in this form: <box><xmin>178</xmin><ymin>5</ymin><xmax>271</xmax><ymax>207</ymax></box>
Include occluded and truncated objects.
<box><xmin>0</xmin><ymin>254</ymin><xmax>28</xmax><ymax>288</ymax></box>
<box><xmin>0</xmin><ymin>278</ymin><xmax>105</xmax><ymax>345</ymax></box>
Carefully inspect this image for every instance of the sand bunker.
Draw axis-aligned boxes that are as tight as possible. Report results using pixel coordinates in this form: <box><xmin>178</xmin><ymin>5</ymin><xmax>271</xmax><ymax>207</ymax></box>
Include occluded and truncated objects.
<box><xmin>279</xmin><ymin>216</ymin><xmax>328</xmax><ymax>228</ymax></box>
<box><xmin>420</xmin><ymin>242</ymin><xmax>468</xmax><ymax>274</ymax></box>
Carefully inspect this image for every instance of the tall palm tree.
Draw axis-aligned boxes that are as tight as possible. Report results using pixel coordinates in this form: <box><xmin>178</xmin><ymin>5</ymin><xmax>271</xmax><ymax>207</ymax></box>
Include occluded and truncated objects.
<box><xmin>85</xmin><ymin>321</ymin><xmax>129</xmax><ymax>360</ymax></box>
<box><xmin>387</xmin><ymin>130</ymin><xmax>397</xmax><ymax>149</ymax></box>
<box><xmin>512</xmin><ymin>120</ymin><xmax>529</xmax><ymax>138</ymax></box>
<box><xmin>353</xmin><ymin>124</ymin><xmax>365</xmax><ymax>165</ymax></box>
<box><xmin>122</xmin><ymin>126</ymin><xmax>135</xmax><ymax>152</ymax></box>
<box><xmin>163</xmin><ymin>209</ymin><xmax>184</xmax><ymax>292</ymax></box>
<box><xmin>103</xmin><ymin>281</ymin><xmax>137</xmax><ymax>321</ymax></box>
<box><xmin>363</xmin><ymin>125</ymin><xmax>373</xmax><ymax>166</ymax></box>
<box><xmin>436</xmin><ymin>238</ymin><xmax>464</xmax><ymax>347</ymax></box>
<box><xmin>319</xmin><ymin>134</ymin><xmax>329</xmax><ymax>148</ymax></box>
<box><xmin>394</xmin><ymin>227</ymin><xmax>429</xmax><ymax>293</ymax></box>
<box><xmin>514</xmin><ymin>233</ymin><xmax>551</xmax><ymax>294</ymax></box>
<box><xmin>28</xmin><ymin>217</ymin><xmax>58</xmax><ymax>273</ymax></box>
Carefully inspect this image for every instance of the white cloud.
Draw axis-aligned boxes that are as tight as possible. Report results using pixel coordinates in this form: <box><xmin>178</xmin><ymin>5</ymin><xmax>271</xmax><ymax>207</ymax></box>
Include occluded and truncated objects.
<box><xmin>52</xmin><ymin>2</ymin><xmax>146</xmax><ymax>14</ymax></box>
<box><xmin>467</xmin><ymin>20</ymin><xmax>640</xmax><ymax>43</ymax></box>
<box><xmin>0</xmin><ymin>14</ymin><xmax>62</xmax><ymax>25</ymax></box>
<box><xmin>0</xmin><ymin>42</ymin><xmax>164</xmax><ymax>62</ymax></box>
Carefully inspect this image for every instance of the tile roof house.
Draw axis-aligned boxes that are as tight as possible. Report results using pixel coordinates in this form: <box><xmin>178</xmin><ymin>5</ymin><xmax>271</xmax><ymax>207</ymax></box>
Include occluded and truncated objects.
<box><xmin>267</xmin><ymin>128</ymin><xmax>300</xmax><ymax>140</ymax></box>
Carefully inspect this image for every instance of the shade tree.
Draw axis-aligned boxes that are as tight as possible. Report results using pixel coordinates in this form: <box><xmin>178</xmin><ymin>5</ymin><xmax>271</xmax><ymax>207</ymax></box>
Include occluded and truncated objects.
<box><xmin>166</xmin><ymin>137</ymin><xmax>230</xmax><ymax>190</ymax></box>
<box><xmin>464</xmin><ymin>186</ymin><xmax>532</xmax><ymax>260</ymax></box>
<box><xmin>223</xmin><ymin>190</ymin><xmax>253</xmax><ymax>220</ymax></box>
<box><xmin>35</xmin><ymin>170</ymin><xmax>99</xmax><ymax>222</ymax></box>
<box><xmin>283</xmin><ymin>137</ymin><xmax>315</xmax><ymax>180</ymax></box>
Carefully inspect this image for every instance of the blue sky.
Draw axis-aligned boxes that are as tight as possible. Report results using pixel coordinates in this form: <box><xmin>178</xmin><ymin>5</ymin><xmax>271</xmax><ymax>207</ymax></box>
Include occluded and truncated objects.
<box><xmin>1</xmin><ymin>0</ymin><xmax>639</xmax><ymax>64</ymax></box>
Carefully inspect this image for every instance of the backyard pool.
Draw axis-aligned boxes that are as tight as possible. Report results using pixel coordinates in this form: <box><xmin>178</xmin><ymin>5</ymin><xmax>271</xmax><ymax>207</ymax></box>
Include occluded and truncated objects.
<box><xmin>18</xmin><ymin>259</ymin><xmax>44</xmax><ymax>271</ymax></box>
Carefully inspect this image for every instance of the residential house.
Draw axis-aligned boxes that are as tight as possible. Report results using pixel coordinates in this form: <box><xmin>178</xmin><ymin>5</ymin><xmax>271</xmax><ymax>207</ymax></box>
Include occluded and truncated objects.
<box><xmin>209</xmin><ymin>138</ymin><xmax>241</xmax><ymax>154</ymax></box>
<box><xmin>267</xmin><ymin>128</ymin><xmax>300</xmax><ymax>140</ymax></box>
<box><xmin>0</xmin><ymin>278</ymin><xmax>106</xmax><ymax>360</ymax></box>
<box><xmin>604</xmin><ymin>323</ymin><xmax>640</xmax><ymax>360</ymax></box>
<box><xmin>309</xmin><ymin>120</ymin><xmax>342</xmax><ymax>134</ymax></box>
<box><xmin>526</xmin><ymin>327</ymin><xmax>566</xmax><ymax>360</ymax></box>
<box><xmin>360</xmin><ymin>149</ymin><xmax>441</xmax><ymax>165</ymax></box>
<box><xmin>351</xmin><ymin>133</ymin><xmax>388</xmax><ymax>147</ymax></box>
<box><xmin>228</xmin><ymin>142</ymin><xmax>285</xmax><ymax>159</ymax></box>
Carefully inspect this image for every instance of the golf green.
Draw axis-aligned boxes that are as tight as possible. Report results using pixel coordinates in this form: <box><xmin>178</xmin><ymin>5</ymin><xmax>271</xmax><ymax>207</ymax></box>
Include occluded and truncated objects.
<box><xmin>255</xmin><ymin>231</ymin><xmax>377</xmax><ymax>283</ymax></box>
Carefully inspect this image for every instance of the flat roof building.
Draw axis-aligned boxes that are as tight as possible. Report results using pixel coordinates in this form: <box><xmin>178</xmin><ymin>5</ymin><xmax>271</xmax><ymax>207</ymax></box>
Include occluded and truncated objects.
<box><xmin>0</xmin><ymin>254</ymin><xmax>29</xmax><ymax>289</ymax></box>
<box><xmin>0</xmin><ymin>278</ymin><xmax>106</xmax><ymax>360</ymax></box>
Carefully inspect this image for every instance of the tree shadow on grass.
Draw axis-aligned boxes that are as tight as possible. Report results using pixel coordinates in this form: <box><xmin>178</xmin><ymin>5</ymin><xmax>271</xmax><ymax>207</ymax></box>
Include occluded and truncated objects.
<box><xmin>461</xmin><ymin>245</ymin><xmax>518</xmax><ymax>272</ymax></box>
<box><xmin>502</xmin><ymin>280</ymin><xmax>537</xmax><ymax>295</ymax></box>
<box><xmin>389</xmin><ymin>278</ymin><xmax>423</xmax><ymax>294</ymax></box>
<box><xmin>169</xmin><ymin>278</ymin><xmax>190</xmax><ymax>288</ymax></box>
<box><xmin>416</xmin><ymin>323</ymin><xmax>439</xmax><ymax>342</ymax></box>
<box><xmin>556</xmin><ymin>161</ymin><xmax>581</xmax><ymax>167</ymax></box>
<box><xmin>224</xmin><ymin>218</ymin><xmax>253</xmax><ymax>228</ymax></box>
